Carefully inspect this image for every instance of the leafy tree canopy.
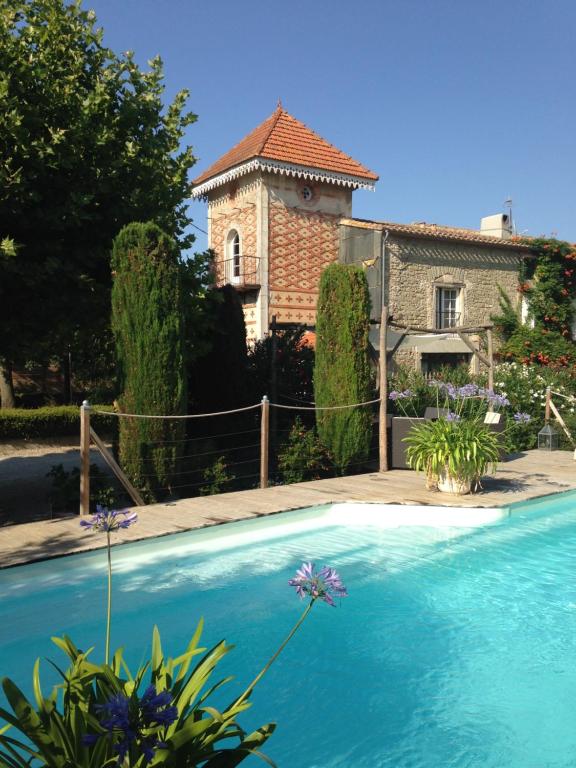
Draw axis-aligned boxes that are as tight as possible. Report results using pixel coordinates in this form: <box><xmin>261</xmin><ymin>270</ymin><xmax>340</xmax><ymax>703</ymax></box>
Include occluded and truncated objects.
<box><xmin>0</xmin><ymin>0</ymin><xmax>196</xmax><ymax>369</ymax></box>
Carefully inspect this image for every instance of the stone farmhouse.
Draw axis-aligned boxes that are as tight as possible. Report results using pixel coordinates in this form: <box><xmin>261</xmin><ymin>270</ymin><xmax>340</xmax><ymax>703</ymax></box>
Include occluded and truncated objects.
<box><xmin>191</xmin><ymin>105</ymin><xmax>531</xmax><ymax>372</ymax></box>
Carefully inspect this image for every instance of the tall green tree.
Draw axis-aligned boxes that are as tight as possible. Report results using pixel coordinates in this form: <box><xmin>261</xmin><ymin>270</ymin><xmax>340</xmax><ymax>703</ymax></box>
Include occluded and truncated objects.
<box><xmin>111</xmin><ymin>222</ymin><xmax>186</xmax><ymax>501</ymax></box>
<box><xmin>314</xmin><ymin>263</ymin><xmax>373</xmax><ymax>474</ymax></box>
<box><xmin>0</xmin><ymin>0</ymin><xmax>196</xmax><ymax>405</ymax></box>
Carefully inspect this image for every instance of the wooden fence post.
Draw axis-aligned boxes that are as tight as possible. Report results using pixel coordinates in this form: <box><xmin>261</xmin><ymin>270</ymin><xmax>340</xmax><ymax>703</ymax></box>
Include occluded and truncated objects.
<box><xmin>80</xmin><ymin>400</ymin><xmax>90</xmax><ymax>516</ymax></box>
<box><xmin>260</xmin><ymin>395</ymin><xmax>269</xmax><ymax>489</ymax></box>
<box><xmin>379</xmin><ymin>305</ymin><xmax>389</xmax><ymax>472</ymax></box>
<box><xmin>545</xmin><ymin>386</ymin><xmax>551</xmax><ymax>424</ymax></box>
<box><xmin>486</xmin><ymin>328</ymin><xmax>494</xmax><ymax>392</ymax></box>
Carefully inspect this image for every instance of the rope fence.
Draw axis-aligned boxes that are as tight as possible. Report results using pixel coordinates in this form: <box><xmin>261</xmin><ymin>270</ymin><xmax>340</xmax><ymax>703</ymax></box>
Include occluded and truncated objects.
<box><xmin>79</xmin><ymin>395</ymin><xmax>383</xmax><ymax>515</ymax></box>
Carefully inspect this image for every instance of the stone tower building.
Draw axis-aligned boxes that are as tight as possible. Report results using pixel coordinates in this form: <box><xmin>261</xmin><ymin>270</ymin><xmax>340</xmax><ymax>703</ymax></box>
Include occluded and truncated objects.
<box><xmin>191</xmin><ymin>105</ymin><xmax>377</xmax><ymax>342</ymax></box>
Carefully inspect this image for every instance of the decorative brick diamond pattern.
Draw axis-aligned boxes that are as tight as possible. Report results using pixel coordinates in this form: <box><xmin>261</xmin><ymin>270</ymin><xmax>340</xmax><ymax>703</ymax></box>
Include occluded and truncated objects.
<box><xmin>268</xmin><ymin>200</ymin><xmax>338</xmax><ymax>323</ymax></box>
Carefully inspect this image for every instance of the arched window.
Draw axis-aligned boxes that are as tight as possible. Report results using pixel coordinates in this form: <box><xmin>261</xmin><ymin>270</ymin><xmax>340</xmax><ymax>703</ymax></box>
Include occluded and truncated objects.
<box><xmin>227</xmin><ymin>230</ymin><xmax>241</xmax><ymax>282</ymax></box>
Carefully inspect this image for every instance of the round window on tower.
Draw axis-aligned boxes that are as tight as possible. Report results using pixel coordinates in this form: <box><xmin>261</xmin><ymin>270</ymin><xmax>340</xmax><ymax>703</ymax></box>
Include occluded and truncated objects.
<box><xmin>300</xmin><ymin>185</ymin><xmax>315</xmax><ymax>202</ymax></box>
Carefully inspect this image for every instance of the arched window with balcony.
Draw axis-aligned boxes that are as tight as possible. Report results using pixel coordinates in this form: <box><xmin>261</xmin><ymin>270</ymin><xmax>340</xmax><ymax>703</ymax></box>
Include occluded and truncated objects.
<box><xmin>227</xmin><ymin>229</ymin><xmax>241</xmax><ymax>283</ymax></box>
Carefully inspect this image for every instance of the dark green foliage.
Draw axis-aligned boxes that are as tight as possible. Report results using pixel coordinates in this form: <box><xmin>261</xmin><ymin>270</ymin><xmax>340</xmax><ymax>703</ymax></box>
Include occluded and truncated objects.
<box><xmin>0</xmin><ymin>0</ymin><xmax>196</xmax><ymax>393</ymax></box>
<box><xmin>278</xmin><ymin>417</ymin><xmax>331</xmax><ymax>484</ymax></box>
<box><xmin>520</xmin><ymin>238</ymin><xmax>576</xmax><ymax>335</ymax></box>
<box><xmin>0</xmin><ymin>404</ymin><xmax>115</xmax><ymax>439</ymax></box>
<box><xmin>0</xmin><ymin>627</ymin><xmax>275</xmax><ymax>767</ymax></box>
<box><xmin>493</xmin><ymin>238</ymin><xmax>576</xmax><ymax>370</ymax></box>
<box><xmin>47</xmin><ymin>462</ymin><xmax>121</xmax><ymax>513</ymax></box>
<box><xmin>248</xmin><ymin>327</ymin><xmax>315</xmax><ymax>405</ymax></box>
<box><xmin>199</xmin><ymin>456</ymin><xmax>236</xmax><ymax>495</ymax></box>
<box><xmin>191</xmin><ymin>284</ymin><xmax>248</xmax><ymax>413</ymax></box>
<box><xmin>314</xmin><ymin>264</ymin><xmax>373</xmax><ymax>474</ymax></box>
<box><xmin>491</xmin><ymin>286</ymin><xmax>520</xmax><ymax>341</ymax></box>
<box><xmin>111</xmin><ymin>222</ymin><xmax>186</xmax><ymax>501</ymax></box>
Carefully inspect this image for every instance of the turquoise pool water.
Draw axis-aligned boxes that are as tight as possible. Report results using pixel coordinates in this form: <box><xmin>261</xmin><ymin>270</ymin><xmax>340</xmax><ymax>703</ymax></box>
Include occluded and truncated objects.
<box><xmin>2</xmin><ymin>493</ymin><xmax>576</xmax><ymax>767</ymax></box>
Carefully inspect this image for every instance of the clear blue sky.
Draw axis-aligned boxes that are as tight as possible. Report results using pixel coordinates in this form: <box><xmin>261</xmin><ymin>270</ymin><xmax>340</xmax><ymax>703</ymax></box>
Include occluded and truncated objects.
<box><xmin>88</xmin><ymin>0</ymin><xmax>575</xmax><ymax>253</ymax></box>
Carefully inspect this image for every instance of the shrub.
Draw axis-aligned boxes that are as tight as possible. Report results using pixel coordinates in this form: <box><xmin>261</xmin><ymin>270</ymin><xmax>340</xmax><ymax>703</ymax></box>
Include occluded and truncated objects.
<box><xmin>314</xmin><ymin>264</ymin><xmax>373</xmax><ymax>474</ymax></box>
<box><xmin>199</xmin><ymin>456</ymin><xmax>236</xmax><ymax>495</ymax></box>
<box><xmin>111</xmin><ymin>222</ymin><xmax>187</xmax><ymax>501</ymax></box>
<box><xmin>278</xmin><ymin>417</ymin><xmax>331</xmax><ymax>483</ymax></box>
<box><xmin>0</xmin><ymin>405</ymin><xmax>115</xmax><ymax>440</ymax></box>
<box><xmin>499</xmin><ymin>325</ymin><xmax>576</xmax><ymax>369</ymax></box>
<box><xmin>248</xmin><ymin>327</ymin><xmax>315</xmax><ymax>405</ymax></box>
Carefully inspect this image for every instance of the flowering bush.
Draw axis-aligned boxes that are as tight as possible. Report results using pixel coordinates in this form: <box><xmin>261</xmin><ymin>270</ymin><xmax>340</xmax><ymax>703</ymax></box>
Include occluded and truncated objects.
<box><xmin>388</xmin><ymin>363</ymin><xmax>576</xmax><ymax>453</ymax></box>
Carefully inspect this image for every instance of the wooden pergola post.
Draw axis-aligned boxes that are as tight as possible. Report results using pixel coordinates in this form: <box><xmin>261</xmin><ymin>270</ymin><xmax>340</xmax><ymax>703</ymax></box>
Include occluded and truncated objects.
<box><xmin>486</xmin><ymin>328</ymin><xmax>494</xmax><ymax>391</ymax></box>
<box><xmin>79</xmin><ymin>400</ymin><xmax>90</xmax><ymax>516</ymax></box>
<box><xmin>379</xmin><ymin>305</ymin><xmax>388</xmax><ymax>472</ymax></box>
<box><xmin>260</xmin><ymin>396</ymin><xmax>269</xmax><ymax>489</ymax></box>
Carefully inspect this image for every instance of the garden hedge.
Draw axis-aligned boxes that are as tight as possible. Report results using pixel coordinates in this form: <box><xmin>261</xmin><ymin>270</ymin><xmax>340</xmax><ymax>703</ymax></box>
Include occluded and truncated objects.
<box><xmin>0</xmin><ymin>405</ymin><xmax>116</xmax><ymax>440</ymax></box>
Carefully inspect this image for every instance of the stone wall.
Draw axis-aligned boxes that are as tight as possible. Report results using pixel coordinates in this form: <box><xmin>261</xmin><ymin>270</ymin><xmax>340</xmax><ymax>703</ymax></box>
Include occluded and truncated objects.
<box><xmin>387</xmin><ymin>236</ymin><xmax>522</xmax><ymax>329</ymax></box>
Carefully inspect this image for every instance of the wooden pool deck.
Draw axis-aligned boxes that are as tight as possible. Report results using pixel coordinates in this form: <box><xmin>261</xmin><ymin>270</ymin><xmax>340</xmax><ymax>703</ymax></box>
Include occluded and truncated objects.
<box><xmin>1</xmin><ymin>450</ymin><xmax>574</xmax><ymax>569</ymax></box>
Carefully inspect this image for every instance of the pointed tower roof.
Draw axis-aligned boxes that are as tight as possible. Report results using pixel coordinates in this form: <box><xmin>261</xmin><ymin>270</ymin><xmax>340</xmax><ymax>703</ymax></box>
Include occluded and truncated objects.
<box><xmin>191</xmin><ymin>106</ymin><xmax>378</xmax><ymax>197</ymax></box>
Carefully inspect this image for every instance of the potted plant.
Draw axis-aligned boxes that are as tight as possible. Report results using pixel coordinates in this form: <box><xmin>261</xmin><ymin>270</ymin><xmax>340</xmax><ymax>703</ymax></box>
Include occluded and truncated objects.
<box><xmin>404</xmin><ymin>416</ymin><xmax>500</xmax><ymax>494</ymax></box>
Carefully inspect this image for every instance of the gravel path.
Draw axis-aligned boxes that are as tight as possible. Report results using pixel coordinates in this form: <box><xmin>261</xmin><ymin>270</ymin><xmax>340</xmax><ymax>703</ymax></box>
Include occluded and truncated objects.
<box><xmin>0</xmin><ymin>439</ymin><xmax>110</xmax><ymax>525</ymax></box>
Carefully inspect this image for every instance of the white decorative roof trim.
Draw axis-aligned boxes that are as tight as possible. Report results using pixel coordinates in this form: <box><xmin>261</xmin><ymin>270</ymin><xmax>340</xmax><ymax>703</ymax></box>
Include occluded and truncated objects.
<box><xmin>191</xmin><ymin>157</ymin><xmax>376</xmax><ymax>198</ymax></box>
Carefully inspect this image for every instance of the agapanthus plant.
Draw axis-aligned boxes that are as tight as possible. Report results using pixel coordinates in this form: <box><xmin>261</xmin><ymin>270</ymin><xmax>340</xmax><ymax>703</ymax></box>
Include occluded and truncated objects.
<box><xmin>0</xmin><ymin>554</ymin><xmax>348</xmax><ymax>768</ymax></box>
<box><xmin>80</xmin><ymin>504</ymin><xmax>138</xmax><ymax>664</ymax></box>
<box><xmin>234</xmin><ymin>562</ymin><xmax>348</xmax><ymax>710</ymax></box>
<box><xmin>84</xmin><ymin>684</ymin><xmax>178</xmax><ymax>765</ymax></box>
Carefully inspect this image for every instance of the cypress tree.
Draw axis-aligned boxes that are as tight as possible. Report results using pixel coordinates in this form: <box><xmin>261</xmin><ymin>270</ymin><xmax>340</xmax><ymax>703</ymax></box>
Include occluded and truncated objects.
<box><xmin>111</xmin><ymin>222</ymin><xmax>186</xmax><ymax>500</ymax></box>
<box><xmin>314</xmin><ymin>263</ymin><xmax>373</xmax><ymax>474</ymax></box>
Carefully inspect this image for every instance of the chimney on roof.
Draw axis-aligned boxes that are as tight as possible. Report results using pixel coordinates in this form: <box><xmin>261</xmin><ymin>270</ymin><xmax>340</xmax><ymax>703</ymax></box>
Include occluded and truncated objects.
<box><xmin>480</xmin><ymin>213</ymin><xmax>513</xmax><ymax>239</ymax></box>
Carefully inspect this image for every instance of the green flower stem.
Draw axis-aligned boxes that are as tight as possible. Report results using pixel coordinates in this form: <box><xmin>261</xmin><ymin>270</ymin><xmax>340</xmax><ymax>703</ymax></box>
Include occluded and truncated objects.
<box><xmin>234</xmin><ymin>599</ymin><xmax>315</xmax><ymax>708</ymax></box>
<box><xmin>106</xmin><ymin>530</ymin><xmax>112</xmax><ymax>666</ymax></box>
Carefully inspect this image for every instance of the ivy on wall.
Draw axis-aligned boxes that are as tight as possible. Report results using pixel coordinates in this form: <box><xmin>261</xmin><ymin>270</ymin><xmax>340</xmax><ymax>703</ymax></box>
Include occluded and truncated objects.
<box><xmin>519</xmin><ymin>238</ymin><xmax>576</xmax><ymax>336</ymax></box>
<box><xmin>493</xmin><ymin>237</ymin><xmax>576</xmax><ymax>370</ymax></box>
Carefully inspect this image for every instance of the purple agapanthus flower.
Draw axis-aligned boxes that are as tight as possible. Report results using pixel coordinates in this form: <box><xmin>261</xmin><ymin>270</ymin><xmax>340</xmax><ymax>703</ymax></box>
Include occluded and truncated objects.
<box><xmin>482</xmin><ymin>389</ymin><xmax>510</xmax><ymax>408</ymax></box>
<box><xmin>288</xmin><ymin>562</ymin><xmax>348</xmax><ymax>606</ymax></box>
<box><xmin>445</xmin><ymin>411</ymin><xmax>461</xmax><ymax>422</ymax></box>
<box><xmin>513</xmin><ymin>412</ymin><xmax>531</xmax><ymax>423</ymax></box>
<box><xmin>84</xmin><ymin>685</ymin><xmax>178</xmax><ymax>765</ymax></box>
<box><xmin>80</xmin><ymin>504</ymin><xmax>138</xmax><ymax>533</ymax></box>
<box><xmin>457</xmin><ymin>383</ymin><xmax>479</xmax><ymax>398</ymax></box>
<box><xmin>389</xmin><ymin>389</ymin><xmax>413</xmax><ymax>400</ymax></box>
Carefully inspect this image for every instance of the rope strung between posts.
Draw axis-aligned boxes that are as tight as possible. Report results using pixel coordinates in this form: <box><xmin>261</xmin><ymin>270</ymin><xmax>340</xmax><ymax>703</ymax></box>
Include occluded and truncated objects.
<box><xmin>92</xmin><ymin>403</ymin><xmax>262</xmax><ymax>419</ymax></box>
<box><xmin>92</xmin><ymin>398</ymin><xmax>381</xmax><ymax>418</ymax></box>
<box><xmin>271</xmin><ymin>397</ymin><xmax>381</xmax><ymax>411</ymax></box>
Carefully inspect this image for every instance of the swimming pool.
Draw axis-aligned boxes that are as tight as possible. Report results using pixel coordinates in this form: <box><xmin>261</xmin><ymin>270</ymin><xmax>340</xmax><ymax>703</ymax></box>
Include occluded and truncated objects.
<box><xmin>2</xmin><ymin>493</ymin><xmax>576</xmax><ymax>767</ymax></box>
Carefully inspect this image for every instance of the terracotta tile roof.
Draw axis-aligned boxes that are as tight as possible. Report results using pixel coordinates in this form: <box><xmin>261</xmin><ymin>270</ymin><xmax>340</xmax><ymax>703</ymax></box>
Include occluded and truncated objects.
<box><xmin>192</xmin><ymin>106</ymin><xmax>378</xmax><ymax>187</ymax></box>
<box><xmin>340</xmin><ymin>218</ymin><xmax>534</xmax><ymax>251</ymax></box>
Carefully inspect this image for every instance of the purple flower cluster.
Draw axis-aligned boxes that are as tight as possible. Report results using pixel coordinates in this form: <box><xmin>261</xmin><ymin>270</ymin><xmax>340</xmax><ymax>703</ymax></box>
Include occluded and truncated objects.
<box><xmin>289</xmin><ymin>562</ymin><xmax>348</xmax><ymax>606</ymax></box>
<box><xmin>513</xmin><ymin>412</ymin><xmax>531</xmax><ymax>423</ymax></box>
<box><xmin>80</xmin><ymin>505</ymin><xmax>138</xmax><ymax>533</ymax></box>
<box><xmin>427</xmin><ymin>380</ymin><xmax>510</xmax><ymax>408</ymax></box>
<box><xmin>389</xmin><ymin>389</ymin><xmax>413</xmax><ymax>401</ymax></box>
<box><xmin>458</xmin><ymin>383</ymin><xmax>480</xmax><ymax>398</ymax></box>
<box><xmin>481</xmin><ymin>389</ymin><xmax>510</xmax><ymax>408</ymax></box>
<box><xmin>445</xmin><ymin>411</ymin><xmax>461</xmax><ymax>422</ymax></box>
<box><xmin>84</xmin><ymin>685</ymin><xmax>178</xmax><ymax>764</ymax></box>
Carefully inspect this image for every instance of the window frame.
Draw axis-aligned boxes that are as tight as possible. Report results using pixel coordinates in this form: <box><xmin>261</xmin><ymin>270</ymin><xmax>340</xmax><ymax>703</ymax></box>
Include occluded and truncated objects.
<box><xmin>226</xmin><ymin>229</ymin><xmax>241</xmax><ymax>284</ymax></box>
<box><xmin>435</xmin><ymin>285</ymin><xmax>462</xmax><ymax>329</ymax></box>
